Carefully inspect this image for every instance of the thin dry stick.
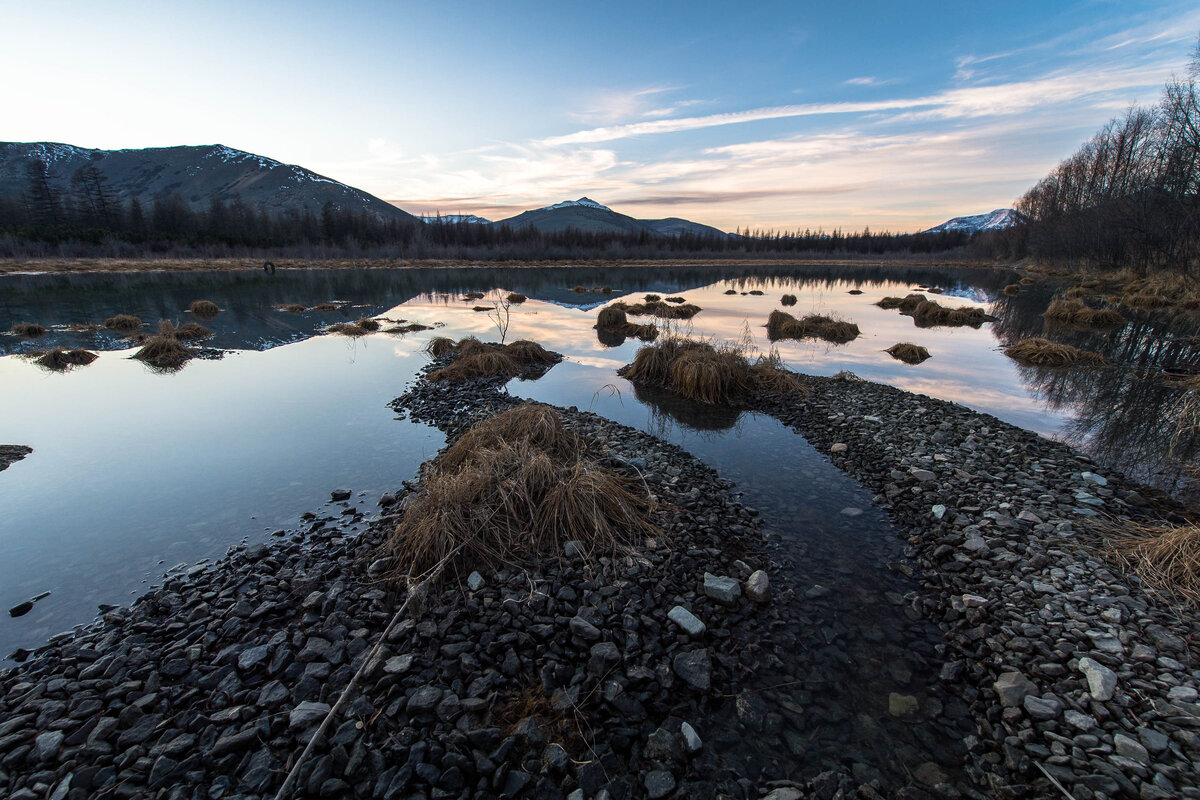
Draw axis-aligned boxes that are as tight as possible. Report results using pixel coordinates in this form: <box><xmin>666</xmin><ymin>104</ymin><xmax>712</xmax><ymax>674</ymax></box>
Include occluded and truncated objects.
<box><xmin>1035</xmin><ymin>762</ymin><xmax>1078</xmax><ymax>800</ymax></box>
<box><xmin>271</xmin><ymin>547</ymin><xmax>461</xmax><ymax>800</ymax></box>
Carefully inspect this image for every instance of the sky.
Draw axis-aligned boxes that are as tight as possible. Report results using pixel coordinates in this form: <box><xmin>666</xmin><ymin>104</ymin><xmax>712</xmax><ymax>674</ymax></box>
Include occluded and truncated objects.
<box><xmin>3</xmin><ymin>1</ymin><xmax>1198</xmax><ymax>232</ymax></box>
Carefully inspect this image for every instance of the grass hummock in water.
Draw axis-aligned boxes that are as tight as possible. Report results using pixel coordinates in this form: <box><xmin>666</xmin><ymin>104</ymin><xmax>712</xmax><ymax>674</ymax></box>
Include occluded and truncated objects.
<box><xmin>425</xmin><ymin>337</ymin><xmax>560</xmax><ymax>382</ymax></box>
<box><xmin>172</xmin><ymin>322</ymin><xmax>213</xmax><ymax>341</ymax></box>
<box><xmin>188</xmin><ymin>299</ymin><xmax>220</xmax><ymax>320</ymax></box>
<box><xmin>31</xmin><ymin>348</ymin><xmax>98</xmax><ymax>370</ymax></box>
<box><xmin>885</xmin><ymin>343</ymin><xmax>931</xmax><ymax>364</ymax></box>
<box><xmin>594</xmin><ymin>306</ymin><xmax>659</xmax><ymax>344</ymax></box>
<box><xmin>766</xmin><ymin>310</ymin><xmax>860</xmax><ymax>343</ymax></box>
<box><xmin>622</xmin><ymin>337</ymin><xmax>806</xmax><ymax>404</ymax></box>
<box><xmin>11</xmin><ymin>323</ymin><xmax>47</xmax><ymax>338</ymax></box>
<box><xmin>1004</xmin><ymin>337</ymin><xmax>1106</xmax><ymax>367</ymax></box>
<box><xmin>104</xmin><ymin>314</ymin><xmax>143</xmax><ymax>334</ymax></box>
<box><xmin>383</xmin><ymin>404</ymin><xmax>657</xmax><ymax>579</ymax></box>
<box><xmin>132</xmin><ymin>321</ymin><xmax>193</xmax><ymax>369</ymax></box>
<box><xmin>610</xmin><ymin>299</ymin><xmax>701</xmax><ymax>320</ymax></box>
<box><xmin>1043</xmin><ymin>298</ymin><xmax>1125</xmax><ymax>329</ymax></box>
<box><xmin>876</xmin><ymin>293</ymin><xmax>995</xmax><ymax>328</ymax></box>
<box><xmin>780</xmin><ymin>294</ymin><xmax>798</xmax><ymax>306</ymax></box>
<box><xmin>1003</xmin><ymin>284</ymin><xmax>1022</xmax><ymax>296</ymax></box>
<box><xmin>506</xmin><ymin>292</ymin><xmax>527</xmax><ymax>304</ymax></box>
<box><xmin>384</xmin><ymin>322</ymin><xmax>432</xmax><ymax>334</ymax></box>
<box><xmin>274</xmin><ymin>303</ymin><xmax>307</xmax><ymax>313</ymax></box>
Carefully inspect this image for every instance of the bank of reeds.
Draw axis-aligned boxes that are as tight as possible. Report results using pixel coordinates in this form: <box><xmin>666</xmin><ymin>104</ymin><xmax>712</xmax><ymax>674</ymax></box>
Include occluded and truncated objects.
<box><xmin>1105</xmin><ymin>519</ymin><xmax>1200</xmax><ymax>606</ymax></box>
<box><xmin>1043</xmin><ymin>298</ymin><xmax>1125</xmax><ymax>328</ymax></box>
<box><xmin>780</xmin><ymin>294</ymin><xmax>798</xmax><ymax>306</ymax></box>
<box><xmin>885</xmin><ymin>343</ymin><xmax>931</xmax><ymax>364</ymax></box>
<box><xmin>622</xmin><ymin>338</ymin><xmax>805</xmax><ymax>404</ymax></box>
<box><xmin>132</xmin><ymin>321</ymin><xmax>193</xmax><ymax>369</ymax></box>
<box><xmin>594</xmin><ymin>306</ymin><xmax>659</xmax><ymax>344</ymax></box>
<box><xmin>32</xmin><ymin>348</ymin><xmax>98</xmax><ymax>370</ymax></box>
<box><xmin>188</xmin><ymin>300</ymin><xmax>220</xmax><ymax>319</ymax></box>
<box><xmin>1004</xmin><ymin>337</ymin><xmax>1106</xmax><ymax>367</ymax></box>
<box><xmin>11</xmin><ymin>323</ymin><xmax>46</xmax><ymax>337</ymax></box>
<box><xmin>384</xmin><ymin>404</ymin><xmax>657</xmax><ymax>578</ymax></box>
<box><xmin>506</xmin><ymin>292</ymin><xmax>527</xmax><ymax>304</ymax></box>
<box><xmin>766</xmin><ymin>310</ymin><xmax>860</xmax><ymax>343</ymax></box>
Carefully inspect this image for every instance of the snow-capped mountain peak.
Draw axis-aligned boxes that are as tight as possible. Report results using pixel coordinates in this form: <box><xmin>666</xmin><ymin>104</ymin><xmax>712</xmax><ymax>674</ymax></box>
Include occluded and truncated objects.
<box><xmin>923</xmin><ymin>208</ymin><xmax>1022</xmax><ymax>235</ymax></box>
<box><xmin>541</xmin><ymin>197</ymin><xmax>610</xmax><ymax>212</ymax></box>
<box><xmin>417</xmin><ymin>214</ymin><xmax>491</xmax><ymax>225</ymax></box>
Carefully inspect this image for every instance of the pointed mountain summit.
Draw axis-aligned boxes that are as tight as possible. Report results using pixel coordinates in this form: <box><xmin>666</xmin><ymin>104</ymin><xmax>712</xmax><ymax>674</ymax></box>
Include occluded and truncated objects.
<box><xmin>922</xmin><ymin>208</ymin><xmax>1022</xmax><ymax>235</ymax></box>
<box><xmin>0</xmin><ymin>141</ymin><xmax>417</xmax><ymax>220</ymax></box>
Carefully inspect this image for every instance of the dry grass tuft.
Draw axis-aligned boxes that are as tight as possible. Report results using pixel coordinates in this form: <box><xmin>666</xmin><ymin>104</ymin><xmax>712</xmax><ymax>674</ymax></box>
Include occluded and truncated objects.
<box><xmin>1043</xmin><ymin>298</ymin><xmax>1125</xmax><ymax>328</ymax></box>
<box><xmin>505</xmin><ymin>340</ymin><xmax>557</xmax><ymax>365</ymax></box>
<box><xmin>1004</xmin><ymin>337</ymin><xmax>1106</xmax><ymax>367</ymax></box>
<box><xmin>274</xmin><ymin>303</ymin><xmax>307</xmax><ymax>313</ymax></box>
<box><xmin>749</xmin><ymin>350</ymin><xmax>808</xmax><ymax>396</ymax></box>
<box><xmin>328</xmin><ymin>323</ymin><xmax>369</xmax><ymax>337</ymax></box>
<box><xmin>644</xmin><ymin>294</ymin><xmax>662</xmax><ymax>302</ymax></box>
<box><xmin>104</xmin><ymin>314</ymin><xmax>143</xmax><ymax>333</ymax></box>
<box><xmin>623</xmin><ymin>338</ymin><xmax>805</xmax><ymax>403</ymax></box>
<box><xmin>878</xmin><ymin>295</ymin><xmax>996</xmax><ymax>327</ymax></box>
<box><xmin>780</xmin><ymin>294</ymin><xmax>798</xmax><ymax>306</ymax></box>
<box><xmin>472</xmin><ymin>305</ymin><xmax>493</xmax><ymax>312</ymax></box>
<box><xmin>1105</xmin><ymin>520</ymin><xmax>1200</xmax><ymax>606</ymax></box>
<box><xmin>595</xmin><ymin>306</ymin><xmax>660</xmax><ymax>343</ymax></box>
<box><xmin>33</xmin><ymin>348</ymin><xmax>98</xmax><ymax>370</ymax></box>
<box><xmin>847</xmin><ymin>289</ymin><xmax>863</xmax><ymax>295</ymax></box>
<box><xmin>357</xmin><ymin>317</ymin><xmax>381</xmax><ymax>332</ymax></box>
<box><xmin>428</xmin><ymin>350</ymin><xmax>519</xmax><ymax>381</ymax></box>
<box><xmin>133</xmin><ymin>323</ymin><xmax>192</xmax><ymax>369</ymax></box>
<box><xmin>462</xmin><ymin>291</ymin><xmax>486</xmax><ymax>301</ymax></box>
<box><xmin>311</xmin><ymin>303</ymin><xmax>339</xmax><ymax>311</ymax></box>
<box><xmin>173</xmin><ymin>322</ymin><xmax>213</xmax><ymax>341</ymax></box>
<box><xmin>724</xmin><ymin>288</ymin><xmax>738</xmax><ymax>295</ymax></box>
<box><xmin>385</xmin><ymin>404</ymin><xmax>655</xmax><ymax>578</ymax></box>
<box><xmin>1004</xmin><ymin>284</ymin><xmax>1022</xmax><ymax>296</ymax></box>
<box><xmin>425</xmin><ymin>336</ymin><xmax>458</xmax><ymax>357</ymax></box>
<box><xmin>1019</xmin><ymin>277</ymin><xmax>1035</xmax><ymax>285</ymax></box>
<box><xmin>572</xmin><ymin>286</ymin><xmax>589</xmax><ymax>294</ymax></box>
<box><xmin>766</xmin><ymin>310</ymin><xmax>860</xmax><ymax>343</ymax></box>
<box><xmin>886</xmin><ymin>343</ymin><xmax>932</xmax><ymax>364</ymax></box>
<box><xmin>748</xmin><ymin>290</ymin><xmax>765</xmax><ymax>296</ymax></box>
<box><xmin>664</xmin><ymin>296</ymin><xmax>686</xmax><ymax>303</ymax></box>
<box><xmin>876</xmin><ymin>294</ymin><xmax>927</xmax><ymax>311</ymax></box>
<box><xmin>506</xmin><ymin>292</ymin><xmax>527</xmax><ymax>304</ymax></box>
<box><xmin>384</xmin><ymin>323</ymin><xmax>432</xmax><ymax>334</ymax></box>
<box><xmin>423</xmin><ymin>337</ymin><xmax>558</xmax><ymax>382</ymax></box>
<box><xmin>67</xmin><ymin>322</ymin><xmax>103</xmax><ymax>332</ymax></box>
<box><xmin>188</xmin><ymin>299</ymin><xmax>220</xmax><ymax>319</ymax></box>
<box><xmin>12</xmin><ymin>322</ymin><xmax>47</xmax><ymax>337</ymax></box>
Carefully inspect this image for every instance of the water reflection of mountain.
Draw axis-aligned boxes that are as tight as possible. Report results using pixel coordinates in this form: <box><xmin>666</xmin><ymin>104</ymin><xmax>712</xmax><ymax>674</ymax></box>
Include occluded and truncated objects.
<box><xmin>989</xmin><ymin>289</ymin><xmax>1200</xmax><ymax>500</ymax></box>
<box><xmin>0</xmin><ymin>264</ymin><xmax>1018</xmax><ymax>356</ymax></box>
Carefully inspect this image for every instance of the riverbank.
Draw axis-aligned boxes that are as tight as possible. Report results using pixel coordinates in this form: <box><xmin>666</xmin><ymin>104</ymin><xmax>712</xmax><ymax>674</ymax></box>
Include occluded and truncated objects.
<box><xmin>0</xmin><ymin>256</ymin><xmax>1002</xmax><ymax>276</ymax></box>
<box><xmin>0</xmin><ymin>445</ymin><xmax>32</xmax><ymax>472</ymax></box>
<box><xmin>2</xmin><ymin>361</ymin><xmax>1197</xmax><ymax>799</ymax></box>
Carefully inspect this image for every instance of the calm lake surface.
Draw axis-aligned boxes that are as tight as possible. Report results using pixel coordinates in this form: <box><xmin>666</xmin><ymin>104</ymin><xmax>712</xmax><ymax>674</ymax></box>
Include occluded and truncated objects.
<box><xmin>1</xmin><ymin>263</ymin><xmax>1195</xmax><ymax>670</ymax></box>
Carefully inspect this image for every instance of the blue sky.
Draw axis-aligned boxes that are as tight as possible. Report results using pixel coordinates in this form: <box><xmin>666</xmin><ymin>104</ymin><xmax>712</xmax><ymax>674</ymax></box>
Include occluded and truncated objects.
<box><xmin>3</xmin><ymin>1</ymin><xmax>1198</xmax><ymax>231</ymax></box>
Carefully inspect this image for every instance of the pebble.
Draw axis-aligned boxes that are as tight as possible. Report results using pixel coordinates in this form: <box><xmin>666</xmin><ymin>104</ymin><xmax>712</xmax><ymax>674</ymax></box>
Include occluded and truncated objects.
<box><xmin>667</xmin><ymin>606</ymin><xmax>706</xmax><ymax>635</ymax></box>
<box><xmin>702</xmin><ymin>572</ymin><xmax>741</xmax><ymax>604</ymax></box>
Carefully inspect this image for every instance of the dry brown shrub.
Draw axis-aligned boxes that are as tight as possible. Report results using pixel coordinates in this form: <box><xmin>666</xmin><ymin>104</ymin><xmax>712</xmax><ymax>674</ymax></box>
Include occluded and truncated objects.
<box><xmin>886</xmin><ymin>343</ymin><xmax>932</xmax><ymax>364</ymax></box>
<box><xmin>780</xmin><ymin>294</ymin><xmax>798</xmax><ymax>306</ymax></box>
<box><xmin>188</xmin><ymin>300</ymin><xmax>220</xmax><ymax>319</ymax></box>
<box><xmin>12</xmin><ymin>323</ymin><xmax>46</xmax><ymax>337</ymax></box>
<box><xmin>767</xmin><ymin>310</ymin><xmax>860</xmax><ymax>343</ymax></box>
<box><xmin>104</xmin><ymin>314</ymin><xmax>143</xmax><ymax>333</ymax></box>
<box><xmin>385</xmin><ymin>405</ymin><xmax>655</xmax><ymax>578</ymax></box>
<box><xmin>506</xmin><ymin>292</ymin><xmax>527</xmax><ymax>304</ymax></box>
<box><xmin>33</xmin><ymin>348</ymin><xmax>98</xmax><ymax>370</ymax></box>
<box><xmin>1004</xmin><ymin>337</ymin><xmax>1105</xmax><ymax>367</ymax></box>
<box><xmin>1105</xmin><ymin>520</ymin><xmax>1200</xmax><ymax>606</ymax></box>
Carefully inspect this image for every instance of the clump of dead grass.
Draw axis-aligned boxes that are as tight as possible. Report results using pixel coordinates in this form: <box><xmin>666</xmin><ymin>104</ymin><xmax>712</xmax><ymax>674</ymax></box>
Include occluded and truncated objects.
<box><xmin>1004</xmin><ymin>337</ymin><xmax>1106</xmax><ymax>367</ymax></box>
<box><xmin>766</xmin><ymin>310</ymin><xmax>860</xmax><ymax>343</ymax></box>
<box><xmin>1003</xmin><ymin>284</ymin><xmax>1022</xmax><ymax>296</ymax></box>
<box><xmin>328</xmin><ymin>322</ymin><xmax>369</xmax><ymax>337</ymax></box>
<box><xmin>311</xmin><ymin>303</ymin><xmax>339</xmax><ymax>312</ymax></box>
<box><xmin>67</xmin><ymin>322</ymin><xmax>103</xmax><ymax>332</ymax></box>
<box><xmin>357</xmin><ymin>318</ymin><xmax>381</xmax><ymax>331</ymax></box>
<box><xmin>384</xmin><ymin>323</ymin><xmax>432</xmax><ymax>334</ymax></box>
<box><xmin>611</xmin><ymin>300</ymin><xmax>702</xmax><ymax>320</ymax></box>
<box><xmin>780</xmin><ymin>294</ymin><xmax>798</xmax><ymax>306</ymax></box>
<box><xmin>462</xmin><ymin>291</ymin><xmax>486</xmax><ymax>301</ymax></box>
<box><xmin>1043</xmin><ymin>298</ymin><xmax>1125</xmax><ymax>328</ymax></box>
<box><xmin>173</xmin><ymin>322</ymin><xmax>213</xmax><ymax>341</ymax></box>
<box><xmin>506</xmin><ymin>292</ymin><xmax>527</xmax><ymax>304</ymax></box>
<box><xmin>385</xmin><ymin>404</ymin><xmax>656</xmax><ymax>578</ymax></box>
<box><xmin>876</xmin><ymin>294</ymin><xmax>927</xmax><ymax>311</ymax></box>
<box><xmin>11</xmin><ymin>322</ymin><xmax>46</xmax><ymax>338</ymax></box>
<box><xmin>885</xmin><ymin>343</ymin><xmax>931</xmax><ymax>364</ymax></box>
<box><xmin>644</xmin><ymin>294</ymin><xmax>661</xmax><ymax>302</ymax></box>
<box><xmin>424</xmin><ymin>337</ymin><xmax>561</xmax><ymax>382</ymax></box>
<box><xmin>724</xmin><ymin>289</ymin><xmax>738</xmax><ymax>295</ymax></box>
<box><xmin>188</xmin><ymin>300</ymin><xmax>220</xmax><ymax>319</ymax></box>
<box><xmin>907</xmin><ymin>299</ymin><xmax>995</xmax><ymax>328</ymax></box>
<box><xmin>132</xmin><ymin>321</ymin><xmax>192</xmax><ymax>369</ymax></box>
<box><xmin>505</xmin><ymin>340</ymin><xmax>557</xmax><ymax>364</ymax></box>
<box><xmin>104</xmin><ymin>314</ymin><xmax>142</xmax><ymax>334</ymax></box>
<box><xmin>622</xmin><ymin>338</ymin><xmax>805</xmax><ymax>403</ymax></box>
<box><xmin>32</xmin><ymin>348</ymin><xmax>98</xmax><ymax>370</ymax></box>
<box><xmin>274</xmin><ymin>303</ymin><xmax>307</xmax><ymax>313</ymax></box>
<box><xmin>664</xmin><ymin>296</ymin><xmax>685</xmax><ymax>304</ymax></box>
<box><xmin>1105</xmin><ymin>519</ymin><xmax>1200</xmax><ymax>606</ymax></box>
<box><xmin>594</xmin><ymin>306</ymin><xmax>659</xmax><ymax>344</ymax></box>
<box><xmin>472</xmin><ymin>305</ymin><xmax>492</xmax><ymax>312</ymax></box>
<box><xmin>748</xmin><ymin>290</ymin><xmax>765</xmax><ymax>296</ymax></box>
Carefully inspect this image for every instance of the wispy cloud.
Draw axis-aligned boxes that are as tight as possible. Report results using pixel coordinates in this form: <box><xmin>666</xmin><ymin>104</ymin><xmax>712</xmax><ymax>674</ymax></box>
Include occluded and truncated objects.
<box><xmin>538</xmin><ymin>63</ymin><xmax>1172</xmax><ymax>146</ymax></box>
<box><xmin>843</xmin><ymin>76</ymin><xmax>897</xmax><ymax>87</ymax></box>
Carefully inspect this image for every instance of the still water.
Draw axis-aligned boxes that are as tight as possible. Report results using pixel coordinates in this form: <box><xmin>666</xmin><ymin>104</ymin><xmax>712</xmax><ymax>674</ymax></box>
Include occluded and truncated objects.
<box><xmin>0</xmin><ymin>263</ymin><xmax>1194</xmax><ymax>670</ymax></box>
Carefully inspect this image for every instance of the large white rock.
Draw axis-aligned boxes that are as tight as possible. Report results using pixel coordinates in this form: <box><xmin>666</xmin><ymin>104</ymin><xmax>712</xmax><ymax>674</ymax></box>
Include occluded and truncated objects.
<box><xmin>745</xmin><ymin>570</ymin><xmax>770</xmax><ymax>603</ymax></box>
<box><xmin>1078</xmin><ymin>656</ymin><xmax>1117</xmax><ymax>701</ymax></box>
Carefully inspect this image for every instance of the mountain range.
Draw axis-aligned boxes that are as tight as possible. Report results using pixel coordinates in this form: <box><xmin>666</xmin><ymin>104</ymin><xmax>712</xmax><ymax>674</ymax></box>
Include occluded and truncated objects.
<box><xmin>1</xmin><ymin>141</ymin><xmax>1021</xmax><ymax>238</ymax></box>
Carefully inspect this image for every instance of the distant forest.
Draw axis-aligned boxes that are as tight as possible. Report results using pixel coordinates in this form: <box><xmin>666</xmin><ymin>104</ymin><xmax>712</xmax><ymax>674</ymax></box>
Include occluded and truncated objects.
<box><xmin>0</xmin><ymin>160</ymin><xmax>1014</xmax><ymax>261</ymax></box>
<box><xmin>1017</xmin><ymin>40</ymin><xmax>1200</xmax><ymax>276</ymax></box>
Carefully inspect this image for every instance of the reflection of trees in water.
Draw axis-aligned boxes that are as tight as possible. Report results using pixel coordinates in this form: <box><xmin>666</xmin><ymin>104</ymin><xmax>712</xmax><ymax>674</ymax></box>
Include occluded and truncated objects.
<box><xmin>990</xmin><ymin>288</ymin><xmax>1200</xmax><ymax>499</ymax></box>
<box><xmin>632</xmin><ymin>381</ymin><xmax>743</xmax><ymax>435</ymax></box>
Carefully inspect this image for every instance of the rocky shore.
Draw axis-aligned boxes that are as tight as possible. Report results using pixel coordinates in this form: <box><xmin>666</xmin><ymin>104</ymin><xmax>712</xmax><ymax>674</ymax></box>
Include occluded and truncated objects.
<box><xmin>2</xmin><ymin>358</ymin><xmax>1198</xmax><ymax>800</ymax></box>
<box><xmin>0</xmin><ymin>444</ymin><xmax>32</xmax><ymax>472</ymax></box>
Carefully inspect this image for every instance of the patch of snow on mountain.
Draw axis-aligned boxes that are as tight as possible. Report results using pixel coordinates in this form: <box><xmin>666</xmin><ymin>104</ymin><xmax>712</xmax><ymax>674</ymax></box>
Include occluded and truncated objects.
<box><xmin>418</xmin><ymin>214</ymin><xmax>491</xmax><ymax>225</ymax></box>
<box><xmin>28</xmin><ymin>143</ymin><xmax>92</xmax><ymax>164</ymax></box>
<box><xmin>541</xmin><ymin>197</ymin><xmax>610</xmax><ymax>212</ymax></box>
<box><xmin>923</xmin><ymin>208</ymin><xmax>1022</xmax><ymax>235</ymax></box>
